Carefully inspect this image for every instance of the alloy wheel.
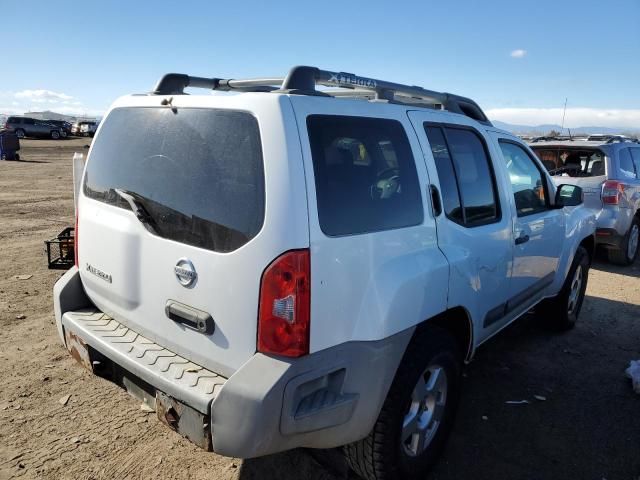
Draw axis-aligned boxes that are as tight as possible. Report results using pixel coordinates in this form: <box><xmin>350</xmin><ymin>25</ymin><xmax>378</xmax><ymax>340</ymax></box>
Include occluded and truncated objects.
<box><xmin>402</xmin><ymin>365</ymin><xmax>448</xmax><ymax>457</ymax></box>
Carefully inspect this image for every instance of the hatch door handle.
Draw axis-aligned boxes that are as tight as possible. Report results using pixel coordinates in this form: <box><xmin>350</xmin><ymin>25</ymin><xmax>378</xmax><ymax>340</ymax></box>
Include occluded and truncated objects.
<box><xmin>165</xmin><ymin>300</ymin><xmax>215</xmax><ymax>335</ymax></box>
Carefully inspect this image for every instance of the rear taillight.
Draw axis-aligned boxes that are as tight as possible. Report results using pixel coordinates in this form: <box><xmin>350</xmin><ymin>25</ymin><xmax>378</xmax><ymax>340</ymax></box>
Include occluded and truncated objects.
<box><xmin>258</xmin><ymin>250</ymin><xmax>310</xmax><ymax>357</ymax></box>
<box><xmin>74</xmin><ymin>210</ymin><xmax>79</xmax><ymax>267</ymax></box>
<box><xmin>602</xmin><ymin>180</ymin><xmax>625</xmax><ymax>205</ymax></box>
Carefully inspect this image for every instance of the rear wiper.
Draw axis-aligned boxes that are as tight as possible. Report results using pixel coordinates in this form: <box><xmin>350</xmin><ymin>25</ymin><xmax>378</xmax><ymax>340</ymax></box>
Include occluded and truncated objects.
<box><xmin>113</xmin><ymin>189</ymin><xmax>159</xmax><ymax>234</ymax></box>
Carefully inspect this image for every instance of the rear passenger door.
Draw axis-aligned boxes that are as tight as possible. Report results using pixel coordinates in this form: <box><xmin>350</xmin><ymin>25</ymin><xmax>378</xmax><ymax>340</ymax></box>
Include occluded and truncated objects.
<box><xmin>408</xmin><ymin>112</ymin><xmax>515</xmax><ymax>344</ymax></box>
<box><xmin>490</xmin><ymin>134</ymin><xmax>564</xmax><ymax>308</ymax></box>
<box><xmin>22</xmin><ymin>118</ymin><xmax>35</xmax><ymax>135</ymax></box>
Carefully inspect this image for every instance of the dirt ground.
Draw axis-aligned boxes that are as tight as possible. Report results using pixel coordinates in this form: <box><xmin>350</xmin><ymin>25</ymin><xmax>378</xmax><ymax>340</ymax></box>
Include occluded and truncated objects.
<box><xmin>1</xmin><ymin>138</ymin><xmax>639</xmax><ymax>480</ymax></box>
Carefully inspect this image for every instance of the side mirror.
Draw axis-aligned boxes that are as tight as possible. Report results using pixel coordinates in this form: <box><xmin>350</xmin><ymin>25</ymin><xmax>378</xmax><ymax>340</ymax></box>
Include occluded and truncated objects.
<box><xmin>555</xmin><ymin>184</ymin><xmax>583</xmax><ymax>207</ymax></box>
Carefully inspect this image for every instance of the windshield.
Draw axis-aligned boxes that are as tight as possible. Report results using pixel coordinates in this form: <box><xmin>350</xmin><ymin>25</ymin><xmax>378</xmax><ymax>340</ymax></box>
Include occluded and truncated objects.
<box><xmin>83</xmin><ymin>107</ymin><xmax>265</xmax><ymax>253</ymax></box>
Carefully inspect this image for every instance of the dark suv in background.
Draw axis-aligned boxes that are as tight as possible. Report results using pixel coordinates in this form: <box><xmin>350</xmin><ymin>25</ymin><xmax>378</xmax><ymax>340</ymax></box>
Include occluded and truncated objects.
<box><xmin>4</xmin><ymin>116</ymin><xmax>64</xmax><ymax>139</ymax></box>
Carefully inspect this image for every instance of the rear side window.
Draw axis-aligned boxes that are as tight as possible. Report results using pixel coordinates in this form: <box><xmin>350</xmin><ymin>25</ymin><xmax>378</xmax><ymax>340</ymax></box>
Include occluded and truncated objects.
<box><xmin>307</xmin><ymin>115</ymin><xmax>423</xmax><ymax>236</ymax></box>
<box><xmin>619</xmin><ymin>148</ymin><xmax>637</xmax><ymax>179</ymax></box>
<box><xmin>631</xmin><ymin>149</ymin><xmax>640</xmax><ymax>178</ymax></box>
<box><xmin>84</xmin><ymin>107</ymin><xmax>264</xmax><ymax>253</ymax></box>
<box><xmin>424</xmin><ymin>125</ymin><xmax>499</xmax><ymax>226</ymax></box>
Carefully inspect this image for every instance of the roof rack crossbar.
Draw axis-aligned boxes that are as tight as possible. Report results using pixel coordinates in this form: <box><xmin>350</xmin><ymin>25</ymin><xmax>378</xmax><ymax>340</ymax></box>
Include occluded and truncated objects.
<box><xmin>152</xmin><ymin>66</ymin><xmax>491</xmax><ymax>126</ymax></box>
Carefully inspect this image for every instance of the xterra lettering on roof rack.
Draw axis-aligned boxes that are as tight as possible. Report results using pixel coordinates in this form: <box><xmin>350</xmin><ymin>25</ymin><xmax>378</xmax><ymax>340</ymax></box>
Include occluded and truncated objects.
<box><xmin>151</xmin><ymin>65</ymin><xmax>492</xmax><ymax>126</ymax></box>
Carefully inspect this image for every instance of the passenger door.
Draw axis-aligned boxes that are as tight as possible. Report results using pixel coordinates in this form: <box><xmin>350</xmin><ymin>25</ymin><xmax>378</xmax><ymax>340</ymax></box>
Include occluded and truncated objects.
<box><xmin>408</xmin><ymin>112</ymin><xmax>514</xmax><ymax>344</ymax></box>
<box><xmin>490</xmin><ymin>134</ymin><xmax>564</xmax><ymax>308</ymax></box>
<box><xmin>22</xmin><ymin>118</ymin><xmax>36</xmax><ymax>136</ymax></box>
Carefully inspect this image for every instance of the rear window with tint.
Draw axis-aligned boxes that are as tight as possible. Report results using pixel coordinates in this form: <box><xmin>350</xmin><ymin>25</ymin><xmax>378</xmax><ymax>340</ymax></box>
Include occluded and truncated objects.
<box><xmin>83</xmin><ymin>107</ymin><xmax>264</xmax><ymax>253</ymax></box>
<box><xmin>307</xmin><ymin>115</ymin><xmax>423</xmax><ymax>236</ymax></box>
<box><xmin>532</xmin><ymin>148</ymin><xmax>606</xmax><ymax>177</ymax></box>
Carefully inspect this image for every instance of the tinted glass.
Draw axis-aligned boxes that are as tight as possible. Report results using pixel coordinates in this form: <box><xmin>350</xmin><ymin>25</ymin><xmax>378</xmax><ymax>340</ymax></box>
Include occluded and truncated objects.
<box><xmin>307</xmin><ymin>115</ymin><xmax>423</xmax><ymax>236</ymax></box>
<box><xmin>630</xmin><ymin>149</ymin><xmax>640</xmax><ymax>178</ymax></box>
<box><xmin>500</xmin><ymin>141</ymin><xmax>547</xmax><ymax>216</ymax></box>
<box><xmin>445</xmin><ymin>128</ymin><xmax>499</xmax><ymax>225</ymax></box>
<box><xmin>23</xmin><ymin>118</ymin><xmax>34</xmax><ymax>125</ymax></box>
<box><xmin>619</xmin><ymin>148</ymin><xmax>637</xmax><ymax>179</ymax></box>
<box><xmin>424</xmin><ymin>126</ymin><xmax>463</xmax><ymax>222</ymax></box>
<box><xmin>84</xmin><ymin>107</ymin><xmax>264</xmax><ymax>253</ymax></box>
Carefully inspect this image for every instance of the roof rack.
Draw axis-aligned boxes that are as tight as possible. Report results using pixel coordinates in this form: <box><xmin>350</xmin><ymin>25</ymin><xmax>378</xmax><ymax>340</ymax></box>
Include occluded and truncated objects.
<box><xmin>152</xmin><ymin>65</ymin><xmax>492</xmax><ymax>126</ymax></box>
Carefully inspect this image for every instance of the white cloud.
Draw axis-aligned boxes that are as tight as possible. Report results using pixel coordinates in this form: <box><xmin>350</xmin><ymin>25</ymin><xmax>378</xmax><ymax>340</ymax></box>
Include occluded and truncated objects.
<box><xmin>487</xmin><ymin>107</ymin><xmax>640</xmax><ymax>129</ymax></box>
<box><xmin>510</xmin><ymin>49</ymin><xmax>527</xmax><ymax>59</ymax></box>
<box><xmin>14</xmin><ymin>89</ymin><xmax>74</xmax><ymax>103</ymax></box>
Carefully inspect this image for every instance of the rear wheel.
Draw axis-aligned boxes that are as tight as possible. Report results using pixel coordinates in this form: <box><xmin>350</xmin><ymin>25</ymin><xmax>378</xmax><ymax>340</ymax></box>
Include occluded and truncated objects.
<box><xmin>539</xmin><ymin>246</ymin><xmax>589</xmax><ymax>330</ymax></box>
<box><xmin>15</xmin><ymin>129</ymin><xmax>25</xmax><ymax>139</ymax></box>
<box><xmin>344</xmin><ymin>327</ymin><xmax>461</xmax><ymax>480</ymax></box>
<box><xmin>51</xmin><ymin>130</ymin><xmax>60</xmax><ymax>140</ymax></box>
<box><xmin>607</xmin><ymin>217</ymin><xmax>639</xmax><ymax>266</ymax></box>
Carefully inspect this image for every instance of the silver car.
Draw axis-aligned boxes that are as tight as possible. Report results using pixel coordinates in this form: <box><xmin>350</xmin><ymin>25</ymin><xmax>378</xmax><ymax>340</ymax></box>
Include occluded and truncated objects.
<box><xmin>531</xmin><ymin>137</ymin><xmax>640</xmax><ymax>265</ymax></box>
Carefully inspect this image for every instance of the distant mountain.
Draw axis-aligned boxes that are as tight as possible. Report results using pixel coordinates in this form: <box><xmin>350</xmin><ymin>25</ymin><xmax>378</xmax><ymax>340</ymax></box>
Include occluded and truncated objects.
<box><xmin>491</xmin><ymin>120</ymin><xmax>639</xmax><ymax>136</ymax></box>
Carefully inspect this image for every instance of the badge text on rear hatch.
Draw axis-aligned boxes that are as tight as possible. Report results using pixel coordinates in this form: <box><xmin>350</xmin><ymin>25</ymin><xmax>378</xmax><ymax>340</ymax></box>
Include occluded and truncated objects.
<box><xmin>86</xmin><ymin>263</ymin><xmax>112</xmax><ymax>284</ymax></box>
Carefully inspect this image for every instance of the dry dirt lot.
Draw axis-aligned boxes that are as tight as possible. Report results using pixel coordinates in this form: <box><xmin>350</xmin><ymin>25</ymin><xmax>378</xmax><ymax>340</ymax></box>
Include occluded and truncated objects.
<box><xmin>1</xmin><ymin>138</ymin><xmax>639</xmax><ymax>480</ymax></box>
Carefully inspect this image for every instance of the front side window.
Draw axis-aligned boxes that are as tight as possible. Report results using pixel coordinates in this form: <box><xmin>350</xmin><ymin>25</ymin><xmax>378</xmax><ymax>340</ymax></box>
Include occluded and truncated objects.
<box><xmin>424</xmin><ymin>124</ymin><xmax>499</xmax><ymax>226</ymax></box>
<box><xmin>307</xmin><ymin>115</ymin><xmax>423</xmax><ymax>236</ymax></box>
<box><xmin>499</xmin><ymin>141</ymin><xmax>548</xmax><ymax>217</ymax></box>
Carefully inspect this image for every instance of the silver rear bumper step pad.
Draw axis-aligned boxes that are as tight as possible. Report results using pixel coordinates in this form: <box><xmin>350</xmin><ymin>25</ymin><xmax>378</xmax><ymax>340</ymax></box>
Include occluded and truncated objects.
<box><xmin>62</xmin><ymin>309</ymin><xmax>226</xmax><ymax>414</ymax></box>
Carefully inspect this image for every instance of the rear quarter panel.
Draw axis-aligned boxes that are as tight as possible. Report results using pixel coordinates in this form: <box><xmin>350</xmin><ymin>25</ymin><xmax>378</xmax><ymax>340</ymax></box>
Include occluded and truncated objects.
<box><xmin>290</xmin><ymin>97</ymin><xmax>450</xmax><ymax>352</ymax></box>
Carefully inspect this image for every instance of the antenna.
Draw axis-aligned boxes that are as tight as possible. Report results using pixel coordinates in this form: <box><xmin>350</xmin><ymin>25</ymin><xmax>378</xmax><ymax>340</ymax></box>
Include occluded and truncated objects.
<box><xmin>561</xmin><ymin>98</ymin><xmax>568</xmax><ymax>133</ymax></box>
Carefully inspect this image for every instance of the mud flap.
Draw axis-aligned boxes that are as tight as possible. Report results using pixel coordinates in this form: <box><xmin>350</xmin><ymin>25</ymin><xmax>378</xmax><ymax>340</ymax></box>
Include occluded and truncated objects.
<box><xmin>64</xmin><ymin>328</ymin><xmax>93</xmax><ymax>371</ymax></box>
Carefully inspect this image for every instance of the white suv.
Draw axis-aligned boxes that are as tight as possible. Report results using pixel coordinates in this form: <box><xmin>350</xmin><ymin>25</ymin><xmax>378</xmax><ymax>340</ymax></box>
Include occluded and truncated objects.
<box><xmin>54</xmin><ymin>66</ymin><xmax>596</xmax><ymax>480</ymax></box>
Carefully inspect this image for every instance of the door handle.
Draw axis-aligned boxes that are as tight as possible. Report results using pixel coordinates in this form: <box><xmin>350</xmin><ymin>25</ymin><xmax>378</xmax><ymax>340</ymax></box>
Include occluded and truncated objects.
<box><xmin>165</xmin><ymin>300</ymin><xmax>215</xmax><ymax>335</ymax></box>
<box><xmin>429</xmin><ymin>184</ymin><xmax>442</xmax><ymax>217</ymax></box>
<box><xmin>515</xmin><ymin>234</ymin><xmax>530</xmax><ymax>245</ymax></box>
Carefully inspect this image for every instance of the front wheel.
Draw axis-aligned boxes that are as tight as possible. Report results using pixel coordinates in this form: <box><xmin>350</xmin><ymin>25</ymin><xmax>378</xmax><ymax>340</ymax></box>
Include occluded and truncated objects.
<box><xmin>344</xmin><ymin>327</ymin><xmax>461</xmax><ymax>480</ymax></box>
<box><xmin>539</xmin><ymin>246</ymin><xmax>589</xmax><ymax>330</ymax></box>
<box><xmin>50</xmin><ymin>130</ymin><xmax>60</xmax><ymax>140</ymax></box>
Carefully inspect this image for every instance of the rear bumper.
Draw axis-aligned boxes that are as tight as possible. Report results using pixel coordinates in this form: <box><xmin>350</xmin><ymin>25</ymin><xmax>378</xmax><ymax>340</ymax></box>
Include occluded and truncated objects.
<box><xmin>595</xmin><ymin>228</ymin><xmax>625</xmax><ymax>249</ymax></box>
<box><xmin>594</xmin><ymin>207</ymin><xmax>633</xmax><ymax>244</ymax></box>
<box><xmin>54</xmin><ymin>267</ymin><xmax>412</xmax><ymax>458</ymax></box>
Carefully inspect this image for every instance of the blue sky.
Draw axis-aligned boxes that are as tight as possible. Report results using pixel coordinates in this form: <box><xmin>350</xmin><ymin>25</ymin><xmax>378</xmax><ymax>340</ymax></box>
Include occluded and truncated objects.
<box><xmin>2</xmin><ymin>0</ymin><xmax>639</xmax><ymax>127</ymax></box>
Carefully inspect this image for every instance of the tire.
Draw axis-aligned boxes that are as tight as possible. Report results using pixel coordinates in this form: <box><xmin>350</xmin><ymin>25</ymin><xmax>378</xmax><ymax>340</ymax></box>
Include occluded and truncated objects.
<box><xmin>607</xmin><ymin>217</ymin><xmax>639</xmax><ymax>266</ymax></box>
<box><xmin>344</xmin><ymin>327</ymin><xmax>461</xmax><ymax>480</ymax></box>
<box><xmin>15</xmin><ymin>129</ymin><xmax>25</xmax><ymax>139</ymax></box>
<box><xmin>51</xmin><ymin>130</ymin><xmax>60</xmax><ymax>140</ymax></box>
<box><xmin>14</xmin><ymin>154</ymin><xmax>20</xmax><ymax>161</ymax></box>
<box><xmin>539</xmin><ymin>246</ymin><xmax>589</xmax><ymax>331</ymax></box>
<box><xmin>60</xmin><ymin>130</ymin><xmax>68</xmax><ymax>138</ymax></box>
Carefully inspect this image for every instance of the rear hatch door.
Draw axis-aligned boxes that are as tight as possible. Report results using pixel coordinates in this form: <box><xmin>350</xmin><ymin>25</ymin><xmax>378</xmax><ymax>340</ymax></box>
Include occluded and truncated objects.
<box><xmin>77</xmin><ymin>97</ymin><xmax>307</xmax><ymax>376</ymax></box>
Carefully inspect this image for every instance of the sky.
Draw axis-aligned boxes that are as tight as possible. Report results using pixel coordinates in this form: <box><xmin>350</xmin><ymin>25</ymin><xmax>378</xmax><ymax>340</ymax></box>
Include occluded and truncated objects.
<box><xmin>1</xmin><ymin>0</ymin><xmax>639</xmax><ymax>128</ymax></box>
